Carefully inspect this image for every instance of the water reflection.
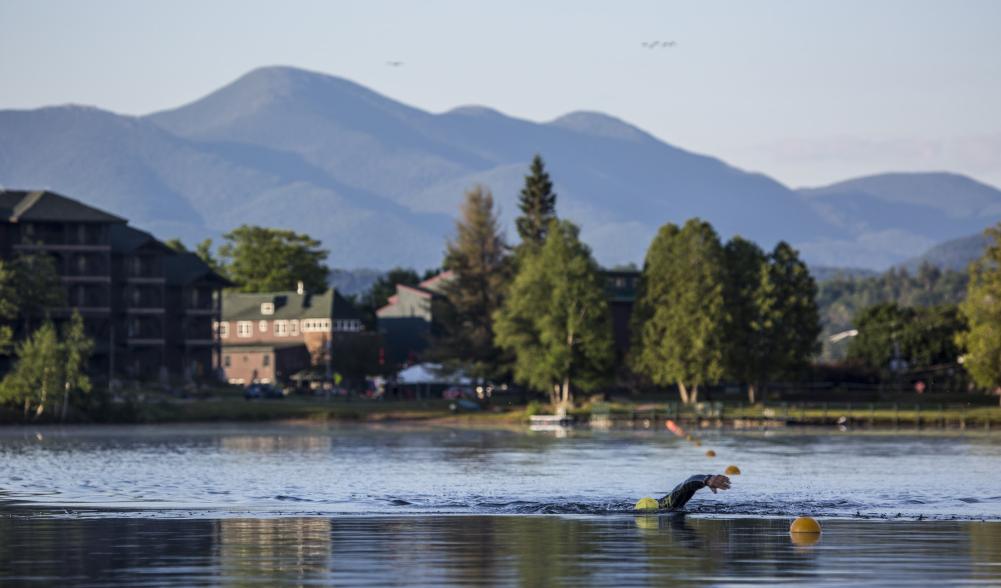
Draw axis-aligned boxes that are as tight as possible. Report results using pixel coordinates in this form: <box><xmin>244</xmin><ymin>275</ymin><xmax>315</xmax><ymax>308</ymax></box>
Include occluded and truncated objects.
<box><xmin>1</xmin><ymin>516</ymin><xmax>998</xmax><ymax>586</ymax></box>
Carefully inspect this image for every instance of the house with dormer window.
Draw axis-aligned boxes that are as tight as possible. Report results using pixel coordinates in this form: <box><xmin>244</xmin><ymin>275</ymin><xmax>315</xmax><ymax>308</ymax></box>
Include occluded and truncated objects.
<box><xmin>218</xmin><ymin>286</ymin><xmax>364</xmax><ymax>385</ymax></box>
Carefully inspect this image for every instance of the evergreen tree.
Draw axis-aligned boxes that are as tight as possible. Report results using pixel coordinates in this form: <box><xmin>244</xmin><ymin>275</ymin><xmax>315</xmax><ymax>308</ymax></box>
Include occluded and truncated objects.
<box><xmin>515</xmin><ymin>154</ymin><xmax>557</xmax><ymax>249</ymax></box>
<box><xmin>957</xmin><ymin>224</ymin><xmax>1001</xmax><ymax>394</ymax></box>
<box><xmin>631</xmin><ymin>219</ymin><xmax>726</xmax><ymax>404</ymax></box>
<box><xmin>218</xmin><ymin>226</ymin><xmax>328</xmax><ymax>293</ymax></box>
<box><xmin>754</xmin><ymin>242</ymin><xmax>821</xmax><ymax>381</ymax></box>
<box><xmin>721</xmin><ymin>236</ymin><xmax>768</xmax><ymax>402</ymax></box>
<box><xmin>431</xmin><ymin>186</ymin><xmax>512</xmax><ymax>381</ymax></box>
<box><xmin>495</xmin><ymin>220</ymin><xmax>613</xmax><ymax>405</ymax></box>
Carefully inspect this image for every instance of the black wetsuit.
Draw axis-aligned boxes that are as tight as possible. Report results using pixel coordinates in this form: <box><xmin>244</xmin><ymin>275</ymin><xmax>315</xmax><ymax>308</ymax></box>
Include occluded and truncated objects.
<box><xmin>658</xmin><ymin>474</ymin><xmax>713</xmax><ymax>510</ymax></box>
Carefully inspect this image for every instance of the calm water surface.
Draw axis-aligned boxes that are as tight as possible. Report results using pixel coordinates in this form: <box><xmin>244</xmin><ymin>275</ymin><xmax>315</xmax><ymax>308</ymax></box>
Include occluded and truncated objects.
<box><xmin>1</xmin><ymin>423</ymin><xmax>999</xmax><ymax>586</ymax></box>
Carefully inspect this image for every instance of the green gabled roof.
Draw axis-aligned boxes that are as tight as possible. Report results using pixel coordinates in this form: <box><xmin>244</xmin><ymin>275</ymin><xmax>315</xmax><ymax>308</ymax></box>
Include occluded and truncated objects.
<box><xmin>163</xmin><ymin>252</ymin><xmax>233</xmax><ymax>287</ymax></box>
<box><xmin>2</xmin><ymin>190</ymin><xmax>126</xmax><ymax>224</ymax></box>
<box><xmin>222</xmin><ymin>288</ymin><xmax>362</xmax><ymax>322</ymax></box>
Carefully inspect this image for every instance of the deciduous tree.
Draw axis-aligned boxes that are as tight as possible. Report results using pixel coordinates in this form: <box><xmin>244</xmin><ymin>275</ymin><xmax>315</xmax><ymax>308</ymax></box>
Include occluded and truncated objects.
<box><xmin>495</xmin><ymin>220</ymin><xmax>613</xmax><ymax>405</ymax></box>
<box><xmin>957</xmin><ymin>224</ymin><xmax>1001</xmax><ymax>393</ymax></box>
<box><xmin>218</xmin><ymin>226</ymin><xmax>328</xmax><ymax>293</ymax></box>
<box><xmin>631</xmin><ymin>219</ymin><xmax>726</xmax><ymax>404</ymax></box>
<box><xmin>721</xmin><ymin>237</ymin><xmax>768</xmax><ymax>402</ymax></box>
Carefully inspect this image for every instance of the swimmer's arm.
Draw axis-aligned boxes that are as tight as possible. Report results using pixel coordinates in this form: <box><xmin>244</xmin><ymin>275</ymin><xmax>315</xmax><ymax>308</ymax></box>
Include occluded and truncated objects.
<box><xmin>658</xmin><ymin>474</ymin><xmax>731</xmax><ymax>510</ymax></box>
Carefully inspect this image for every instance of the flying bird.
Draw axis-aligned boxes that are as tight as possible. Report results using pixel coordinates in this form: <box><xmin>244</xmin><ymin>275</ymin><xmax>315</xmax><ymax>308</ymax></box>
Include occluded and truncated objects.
<box><xmin>641</xmin><ymin>40</ymin><xmax>677</xmax><ymax>49</ymax></box>
<box><xmin>386</xmin><ymin>61</ymin><xmax>404</xmax><ymax>67</ymax></box>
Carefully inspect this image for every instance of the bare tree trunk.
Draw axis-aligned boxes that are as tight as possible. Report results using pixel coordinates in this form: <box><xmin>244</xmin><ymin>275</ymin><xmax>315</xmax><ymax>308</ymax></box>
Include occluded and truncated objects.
<box><xmin>23</xmin><ymin>398</ymin><xmax>30</xmax><ymax>420</ymax></box>
<box><xmin>678</xmin><ymin>382</ymin><xmax>690</xmax><ymax>405</ymax></box>
<box><xmin>61</xmin><ymin>383</ymin><xmax>70</xmax><ymax>422</ymax></box>
<box><xmin>562</xmin><ymin>375</ymin><xmax>571</xmax><ymax>405</ymax></box>
<box><xmin>690</xmin><ymin>384</ymin><xmax>699</xmax><ymax>405</ymax></box>
<box><xmin>748</xmin><ymin>384</ymin><xmax>756</xmax><ymax>405</ymax></box>
<box><xmin>551</xmin><ymin>384</ymin><xmax>561</xmax><ymax>406</ymax></box>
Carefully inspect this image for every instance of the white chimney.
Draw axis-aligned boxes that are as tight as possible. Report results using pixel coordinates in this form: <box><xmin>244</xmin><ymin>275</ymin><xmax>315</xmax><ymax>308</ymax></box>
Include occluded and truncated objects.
<box><xmin>297</xmin><ymin>281</ymin><xmax>304</xmax><ymax>295</ymax></box>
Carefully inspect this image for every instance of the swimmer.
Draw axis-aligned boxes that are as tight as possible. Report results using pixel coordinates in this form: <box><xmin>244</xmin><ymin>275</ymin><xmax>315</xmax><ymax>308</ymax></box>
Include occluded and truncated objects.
<box><xmin>657</xmin><ymin>474</ymin><xmax>731</xmax><ymax>510</ymax></box>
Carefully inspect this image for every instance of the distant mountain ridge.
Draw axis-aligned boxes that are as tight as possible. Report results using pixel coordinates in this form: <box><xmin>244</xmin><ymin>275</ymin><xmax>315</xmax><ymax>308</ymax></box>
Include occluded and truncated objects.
<box><xmin>2</xmin><ymin>65</ymin><xmax>1000</xmax><ymax>270</ymax></box>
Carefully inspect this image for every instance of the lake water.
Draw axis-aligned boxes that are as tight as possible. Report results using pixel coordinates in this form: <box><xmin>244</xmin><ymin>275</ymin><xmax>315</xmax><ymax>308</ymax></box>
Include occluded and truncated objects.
<box><xmin>1</xmin><ymin>423</ymin><xmax>1000</xmax><ymax>586</ymax></box>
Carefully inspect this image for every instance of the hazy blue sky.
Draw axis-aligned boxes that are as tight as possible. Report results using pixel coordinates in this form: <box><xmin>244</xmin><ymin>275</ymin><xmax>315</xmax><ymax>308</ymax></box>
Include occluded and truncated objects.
<box><xmin>2</xmin><ymin>0</ymin><xmax>999</xmax><ymax>187</ymax></box>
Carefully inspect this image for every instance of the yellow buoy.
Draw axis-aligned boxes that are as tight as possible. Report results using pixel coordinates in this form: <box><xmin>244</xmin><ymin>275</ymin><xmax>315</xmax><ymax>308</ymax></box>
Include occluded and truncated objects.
<box><xmin>693</xmin><ymin>440</ymin><xmax>702</xmax><ymax>447</ymax></box>
<box><xmin>789</xmin><ymin>516</ymin><xmax>822</xmax><ymax>534</ymax></box>
<box><xmin>724</xmin><ymin>465</ymin><xmax>741</xmax><ymax>475</ymax></box>
<box><xmin>685</xmin><ymin>434</ymin><xmax>693</xmax><ymax>441</ymax></box>
<box><xmin>705</xmin><ymin>449</ymin><xmax>716</xmax><ymax>457</ymax></box>
<box><xmin>634</xmin><ymin>497</ymin><xmax>660</xmax><ymax>511</ymax></box>
<box><xmin>790</xmin><ymin>532</ymin><xmax>821</xmax><ymax>546</ymax></box>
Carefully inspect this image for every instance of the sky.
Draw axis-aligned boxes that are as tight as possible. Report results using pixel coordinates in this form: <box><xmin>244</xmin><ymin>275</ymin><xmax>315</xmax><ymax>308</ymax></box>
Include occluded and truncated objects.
<box><xmin>2</xmin><ymin>0</ymin><xmax>1000</xmax><ymax>188</ymax></box>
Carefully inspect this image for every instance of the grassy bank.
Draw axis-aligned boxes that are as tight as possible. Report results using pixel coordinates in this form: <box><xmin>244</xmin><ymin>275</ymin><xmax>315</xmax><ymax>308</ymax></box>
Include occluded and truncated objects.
<box><xmin>3</xmin><ymin>388</ymin><xmax>1000</xmax><ymax>428</ymax></box>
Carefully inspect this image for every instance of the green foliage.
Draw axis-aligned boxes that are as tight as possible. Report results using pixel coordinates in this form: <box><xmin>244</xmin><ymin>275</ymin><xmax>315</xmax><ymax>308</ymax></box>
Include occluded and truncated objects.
<box><xmin>194</xmin><ymin>238</ymin><xmax>225</xmax><ymax>275</ymax></box>
<box><xmin>630</xmin><ymin>219</ymin><xmax>726</xmax><ymax>404</ymax></box>
<box><xmin>958</xmin><ymin>225</ymin><xmax>1001</xmax><ymax>389</ymax></box>
<box><xmin>62</xmin><ymin>311</ymin><xmax>94</xmax><ymax>398</ymax></box>
<box><xmin>1</xmin><ymin>322</ymin><xmax>62</xmax><ymax>418</ymax></box>
<box><xmin>164</xmin><ymin>238</ymin><xmax>188</xmax><ymax>253</ymax></box>
<box><xmin>430</xmin><ymin>186</ymin><xmax>512</xmax><ymax>381</ymax></box>
<box><xmin>721</xmin><ymin>236</ymin><xmax>767</xmax><ymax>397</ymax></box>
<box><xmin>753</xmin><ymin>242</ymin><xmax>822</xmax><ymax>379</ymax></box>
<box><xmin>849</xmin><ymin>303</ymin><xmax>965</xmax><ymax>372</ymax></box>
<box><xmin>0</xmin><ymin>253</ymin><xmax>65</xmax><ymax>353</ymax></box>
<box><xmin>165</xmin><ymin>237</ymin><xmax>224</xmax><ymax>276</ymax></box>
<box><xmin>0</xmin><ymin>311</ymin><xmax>94</xmax><ymax>421</ymax></box>
<box><xmin>495</xmin><ymin>220</ymin><xmax>613</xmax><ymax>404</ymax></box>
<box><xmin>218</xmin><ymin>226</ymin><xmax>329</xmax><ymax>293</ymax></box>
<box><xmin>818</xmin><ymin>263</ymin><xmax>967</xmax><ymax>361</ymax></box>
<box><xmin>515</xmin><ymin>154</ymin><xmax>558</xmax><ymax>249</ymax></box>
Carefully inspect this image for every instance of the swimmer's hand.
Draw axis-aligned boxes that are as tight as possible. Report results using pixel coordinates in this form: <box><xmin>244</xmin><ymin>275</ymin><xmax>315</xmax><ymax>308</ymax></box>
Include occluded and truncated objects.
<box><xmin>706</xmin><ymin>475</ymin><xmax>731</xmax><ymax>494</ymax></box>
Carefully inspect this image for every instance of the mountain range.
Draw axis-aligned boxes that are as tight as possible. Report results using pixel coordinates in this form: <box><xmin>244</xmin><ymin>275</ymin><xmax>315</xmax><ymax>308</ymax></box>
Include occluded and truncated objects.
<box><xmin>2</xmin><ymin>65</ymin><xmax>999</xmax><ymax>270</ymax></box>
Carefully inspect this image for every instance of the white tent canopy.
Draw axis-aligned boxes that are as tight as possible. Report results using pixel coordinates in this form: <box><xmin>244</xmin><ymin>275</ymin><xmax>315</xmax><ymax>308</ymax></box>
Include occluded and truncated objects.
<box><xmin>396</xmin><ymin>363</ymin><xmax>472</xmax><ymax>385</ymax></box>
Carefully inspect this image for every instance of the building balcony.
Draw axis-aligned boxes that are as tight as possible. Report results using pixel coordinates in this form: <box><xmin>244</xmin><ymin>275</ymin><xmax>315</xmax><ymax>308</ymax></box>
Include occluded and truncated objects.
<box><xmin>125</xmin><ymin>307</ymin><xmax>165</xmax><ymax>314</ymax></box>
<box><xmin>126</xmin><ymin>338</ymin><xmax>165</xmax><ymax>346</ymax></box>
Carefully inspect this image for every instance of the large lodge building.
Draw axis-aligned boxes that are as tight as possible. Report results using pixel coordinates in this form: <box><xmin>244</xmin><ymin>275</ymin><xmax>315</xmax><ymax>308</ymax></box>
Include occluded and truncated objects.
<box><xmin>0</xmin><ymin>190</ymin><xmax>230</xmax><ymax>384</ymax></box>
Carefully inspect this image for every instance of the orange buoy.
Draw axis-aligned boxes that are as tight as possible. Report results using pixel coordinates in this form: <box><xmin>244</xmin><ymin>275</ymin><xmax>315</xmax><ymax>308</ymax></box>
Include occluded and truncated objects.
<box><xmin>789</xmin><ymin>516</ymin><xmax>822</xmax><ymax>534</ymax></box>
<box><xmin>724</xmin><ymin>465</ymin><xmax>741</xmax><ymax>475</ymax></box>
<box><xmin>705</xmin><ymin>449</ymin><xmax>716</xmax><ymax>457</ymax></box>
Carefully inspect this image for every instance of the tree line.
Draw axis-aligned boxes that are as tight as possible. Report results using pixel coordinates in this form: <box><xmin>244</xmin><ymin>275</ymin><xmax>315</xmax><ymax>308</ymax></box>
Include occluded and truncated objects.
<box><xmin>421</xmin><ymin>156</ymin><xmax>821</xmax><ymax>406</ymax></box>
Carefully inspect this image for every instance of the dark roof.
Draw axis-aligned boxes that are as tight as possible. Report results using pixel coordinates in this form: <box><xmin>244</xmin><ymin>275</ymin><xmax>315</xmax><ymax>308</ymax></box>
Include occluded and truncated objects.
<box><xmin>163</xmin><ymin>253</ymin><xmax>233</xmax><ymax>287</ymax></box>
<box><xmin>222</xmin><ymin>288</ymin><xmax>362</xmax><ymax>322</ymax></box>
<box><xmin>110</xmin><ymin>225</ymin><xmax>174</xmax><ymax>255</ymax></box>
<box><xmin>1</xmin><ymin>190</ymin><xmax>126</xmax><ymax>224</ymax></box>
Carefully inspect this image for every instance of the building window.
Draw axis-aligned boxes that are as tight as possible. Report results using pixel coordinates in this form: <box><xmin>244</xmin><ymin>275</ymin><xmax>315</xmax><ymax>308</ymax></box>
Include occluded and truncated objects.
<box><xmin>263</xmin><ymin>354</ymin><xmax>270</xmax><ymax>367</ymax></box>
<box><xmin>290</xmin><ymin>319</ymin><xmax>299</xmax><ymax>336</ymax></box>
<box><xmin>224</xmin><ymin>355</ymin><xmax>231</xmax><ymax>367</ymax></box>
<box><xmin>192</xmin><ymin>289</ymin><xmax>200</xmax><ymax>307</ymax></box>
<box><xmin>217</xmin><ymin>322</ymin><xmax>229</xmax><ymax>338</ymax></box>
<box><xmin>258</xmin><ymin>320</ymin><xmax>268</xmax><ymax>333</ymax></box>
<box><xmin>261</xmin><ymin>302</ymin><xmax>274</xmax><ymax>315</ymax></box>
<box><xmin>274</xmin><ymin>320</ymin><xmax>288</xmax><ymax>336</ymax></box>
<box><xmin>237</xmin><ymin>321</ymin><xmax>252</xmax><ymax>337</ymax></box>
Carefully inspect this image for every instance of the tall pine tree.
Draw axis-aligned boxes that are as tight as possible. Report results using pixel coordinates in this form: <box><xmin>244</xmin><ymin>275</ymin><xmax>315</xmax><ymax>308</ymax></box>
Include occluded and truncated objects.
<box><xmin>515</xmin><ymin>154</ymin><xmax>558</xmax><ymax>249</ymax></box>
<box><xmin>430</xmin><ymin>186</ymin><xmax>512</xmax><ymax>381</ymax></box>
<box><xmin>494</xmin><ymin>220</ymin><xmax>613</xmax><ymax>405</ymax></box>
